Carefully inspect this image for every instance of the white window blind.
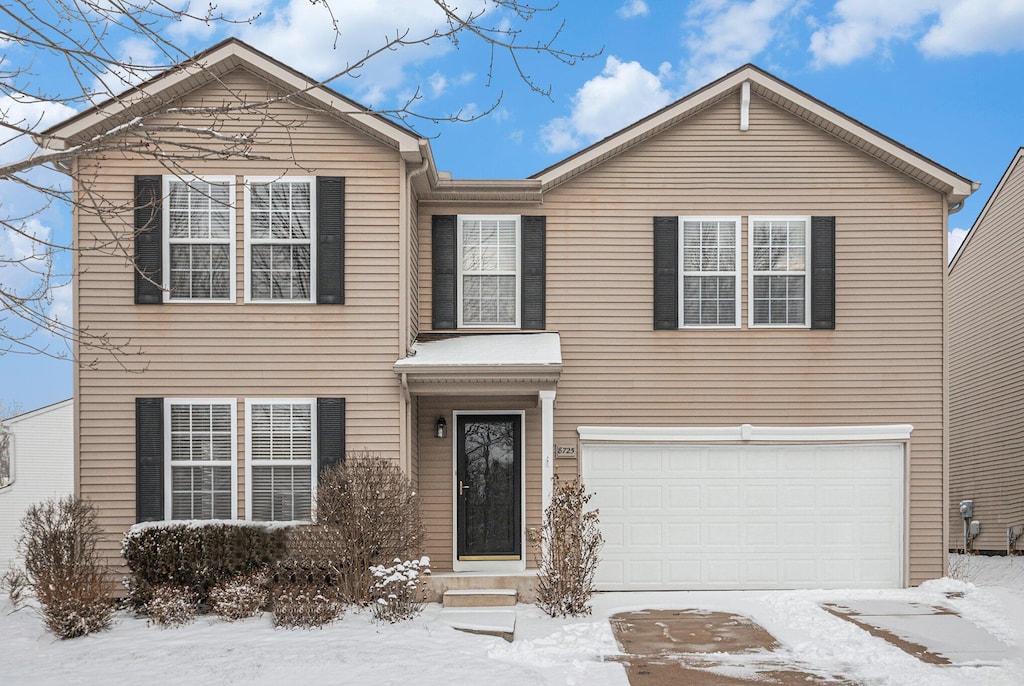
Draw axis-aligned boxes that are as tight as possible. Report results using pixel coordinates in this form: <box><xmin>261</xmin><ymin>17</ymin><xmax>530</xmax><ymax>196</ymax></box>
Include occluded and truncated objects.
<box><xmin>459</xmin><ymin>216</ymin><xmax>519</xmax><ymax>326</ymax></box>
<box><xmin>247</xmin><ymin>400</ymin><xmax>314</xmax><ymax>522</ymax></box>
<box><xmin>167</xmin><ymin>401</ymin><xmax>235</xmax><ymax>519</ymax></box>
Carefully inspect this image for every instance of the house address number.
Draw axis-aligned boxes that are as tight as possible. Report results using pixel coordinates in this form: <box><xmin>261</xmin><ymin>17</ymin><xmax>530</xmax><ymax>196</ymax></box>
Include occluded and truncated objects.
<box><xmin>555</xmin><ymin>445</ymin><xmax>577</xmax><ymax>458</ymax></box>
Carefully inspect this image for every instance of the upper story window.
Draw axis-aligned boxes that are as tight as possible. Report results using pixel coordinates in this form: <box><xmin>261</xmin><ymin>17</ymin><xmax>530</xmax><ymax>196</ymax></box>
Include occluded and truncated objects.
<box><xmin>680</xmin><ymin>217</ymin><xmax>741</xmax><ymax>327</ymax></box>
<box><xmin>245</xmin><ymin>177</ymin><xmax>316</xmax><ymax>303</ymax></box>
<box><xmin>245</xmin><ymin>399</ymin><xmax>315</xmax><ymax>522</ymax></box>
<box><xmin>163</xmin><ymin>176</ymin><xmax>235</xmax><ymax>302</ymax></box>
<box><xmin>458</xmin><ymin>215</ymin><xmax>520</xmax><ymax>327</ymax></box>
<box><xmin>749</xmin><ymin>216</ymin><xmax>810</xmax><ymax>327</ymax></box>
<box><xmin>165</xmin><ymin>399</ymin><xmax>236</xmax><ymax>520</ymax></box>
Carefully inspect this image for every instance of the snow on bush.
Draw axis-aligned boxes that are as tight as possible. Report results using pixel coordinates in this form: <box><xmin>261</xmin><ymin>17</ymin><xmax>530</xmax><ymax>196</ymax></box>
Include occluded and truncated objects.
<box><xmin>272</xmin><ymin>582</ymin><xmax>344</xmax><ymax>629</ymax></box>
<box><xmin>144</xmin><ymin>583</ymin><xmax>198</xmax><ymax>628</ymax></box>
<box><xmin>210</xmin><ymin>570</ymin><xmax>269</xmax><ymax>621</ymax></box>
<box><xmin>311</xmin><ymin>454</ymin><xmax>424</xmax><ymax>605</ymax></box>
<box><xmin>530</xmin><ymin>479</ymin><xmax>603</xmax><ymax>618</ymax></box>
<box><xmin>16</xmin><ymin>496</ymin><xmax>115</xmax><ymax>638</ymax></box>
<box><xmin>369</xmin><ymin>556</ymin><xmax>430</xmax><ymax>623</ymax></box>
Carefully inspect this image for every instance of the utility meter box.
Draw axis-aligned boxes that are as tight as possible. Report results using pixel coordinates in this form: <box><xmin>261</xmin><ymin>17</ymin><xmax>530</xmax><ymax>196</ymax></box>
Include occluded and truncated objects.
<box><xmin>959</xmin><ymin>500</ymin><xmax>974</xmax><ymax>520</ymax></box>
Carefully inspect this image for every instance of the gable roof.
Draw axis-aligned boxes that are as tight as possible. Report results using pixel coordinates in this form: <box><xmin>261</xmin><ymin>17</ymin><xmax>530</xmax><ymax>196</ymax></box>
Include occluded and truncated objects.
<box><xmin>1</xmin><ymin>398</ymin><xmax>73</xmax><ymax>426</ymax></box>
<box><xmin>36</xmin><ymin>38</ymin><xmax>429</xmax><ymax>164</ymax></box>
<box><xmin>530</xmin><ymin>64</ymin><xmax>977</xmax><ymax>207</ymax></box>
<box><xmin>948</xmin><ymin>147</ymin><xmax>1024</xmax><ymax>273</ymax></box>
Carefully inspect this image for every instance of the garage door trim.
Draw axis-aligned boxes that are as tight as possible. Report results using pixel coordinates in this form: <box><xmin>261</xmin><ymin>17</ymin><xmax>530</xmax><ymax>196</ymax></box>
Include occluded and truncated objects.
<box><xmin>578</xmin><ymin>424</ymin><xmax>914</xmax><ymax>443</ymax></box>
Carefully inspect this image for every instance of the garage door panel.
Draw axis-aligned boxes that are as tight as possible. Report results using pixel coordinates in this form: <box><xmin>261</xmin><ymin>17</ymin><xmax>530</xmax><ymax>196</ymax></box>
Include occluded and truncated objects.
<box><xmin>583</xmin><ymin>442</ymin><xmax>904</xmax><ymax>590</ymax></box>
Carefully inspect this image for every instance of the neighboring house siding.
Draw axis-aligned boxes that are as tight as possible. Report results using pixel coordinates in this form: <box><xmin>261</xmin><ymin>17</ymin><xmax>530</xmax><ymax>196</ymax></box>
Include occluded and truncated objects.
<box><xmin>418</xmin><ymin>94</ymin><xmax>947</xmax><ymax>584</ymax></box>
<box><xmin>949</xmin><ymin>151</ymin><xmax>1024</xmax><ymax>552</ymax></box>
<box><xmin>74</xmin><ymin>68</ymin><xmax>405</xmax><ymax>566</ymax></box>
<box><xmin>0</xmin><ymin>400</ymin><xmax>74</xmax><ymax>570</ymax></box>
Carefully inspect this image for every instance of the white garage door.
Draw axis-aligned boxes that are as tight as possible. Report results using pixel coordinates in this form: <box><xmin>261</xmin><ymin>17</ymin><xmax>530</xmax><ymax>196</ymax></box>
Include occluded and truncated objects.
<box><xmin>581</xmin><ymin>442</ymin><xmax>904</xmax><ymax>590</ymax></box>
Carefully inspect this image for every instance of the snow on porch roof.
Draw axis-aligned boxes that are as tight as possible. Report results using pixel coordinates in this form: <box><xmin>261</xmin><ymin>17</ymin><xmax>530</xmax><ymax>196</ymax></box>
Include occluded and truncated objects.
<box><xmin>395</xmin><ymin>333</ymin><xmax>561</xmax><ymax>367</ymax></box>
<box><xmin>394</xmin><ymin>333</ymin><xmax>561</xmax><ymax>393</ymax></box>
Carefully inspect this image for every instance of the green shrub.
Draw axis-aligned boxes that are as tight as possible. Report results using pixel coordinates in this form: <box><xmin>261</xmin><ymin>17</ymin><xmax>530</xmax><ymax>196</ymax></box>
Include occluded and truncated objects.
<box><xmin>122</xmin><ymin>522</ymin><xmax>288</xmax><ymax>610</ymax></box>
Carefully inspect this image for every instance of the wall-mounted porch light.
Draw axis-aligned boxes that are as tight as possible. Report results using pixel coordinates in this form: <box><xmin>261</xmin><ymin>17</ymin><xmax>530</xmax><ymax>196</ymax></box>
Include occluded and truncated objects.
<box><xmin>435</xmin><ymin>416</ymin><xmax>448</xmax><ymax>439</ymax></box>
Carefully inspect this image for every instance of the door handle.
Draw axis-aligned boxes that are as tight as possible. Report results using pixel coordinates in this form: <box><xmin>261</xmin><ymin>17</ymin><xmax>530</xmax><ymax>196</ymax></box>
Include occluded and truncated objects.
<box><xmin>459</xmin><ymin>480</ymin><xmax>469</xmax><ymax>496</ymax></box>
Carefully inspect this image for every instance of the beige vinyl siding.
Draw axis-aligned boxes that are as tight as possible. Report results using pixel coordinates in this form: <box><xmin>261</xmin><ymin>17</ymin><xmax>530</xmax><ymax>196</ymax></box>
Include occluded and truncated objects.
<box><xmin>75</xmin><ymin>68</ymin><xmax>406</xmax><ymax>569</ymax></box>
<box><xmin>418</xmin><ymin>93</ymin><xmax>947</xmax><ymax>584</ymax></box>
<box><xmin>949</xmin><ymin>151</ymin><xmax>1024</xmax><ymax>552</ymax></box>
<box><xmin>416</xmin><ymin>396</ymin><xmax>542</xmax><ymax>572</ymax></box>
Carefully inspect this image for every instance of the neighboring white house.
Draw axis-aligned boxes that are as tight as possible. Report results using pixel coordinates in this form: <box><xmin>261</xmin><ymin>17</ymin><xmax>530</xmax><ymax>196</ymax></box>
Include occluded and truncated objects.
<box><xmin>0</xmin><ymin>399</ymin><xmax>74</xmax><ymax>570</ymax></box>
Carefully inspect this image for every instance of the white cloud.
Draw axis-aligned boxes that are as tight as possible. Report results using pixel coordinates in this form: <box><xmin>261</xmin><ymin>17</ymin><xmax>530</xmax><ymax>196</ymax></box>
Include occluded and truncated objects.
<box><xmin>89</xmin><ymin>37</ymin><xmax>163</xmax><ymax>101</ymax></box>
<box><xmin>683</xmin><ymin>0</ymin><xmax>799</xmax><ymax>87</ymax></box>
<box><xmin>0</xmin><ymin>218</ymin><xmax>52</xmax><ymax>294</ymax></box>
<box><xmin>810</xmin><ymin>0</ymin><xmax>1024</xmax><ymax>66</ymax></box>
<box><xmin>948</xmin><ymin>226</ymin><xmax>969</xmax><ymax>262</ymax></box>
<box><xmin>0</xmin><ymin>96</ymin><xmax>78</xmax><ymax>165</ymax></box>
<box><xmin>428</xmin><ymin>72</ymin><xmax>448</xmax><ymax>98</ymax></box>
<box><xmin>617</xmin><ymin>0</ymin><xmax>650</xmax><ymax>19</ymax></box>
<box><xmin>240</xmin><ymin>0</ymin><xmax>483</xmax><ymax>105</ymax></box>
<box><xmin>540</xmin><ymin>56</ymin><xmax>673</xmax><ymax>153</ymax></box>
<box><xmin>919</xmin><ymin>1</ymin><xmax>1024</xmax><ymax>56</ymax></box>
<box><xmin>48</xmin><ymin>281</ymin><xmax>73</xmax><ymax>330</ymax></box>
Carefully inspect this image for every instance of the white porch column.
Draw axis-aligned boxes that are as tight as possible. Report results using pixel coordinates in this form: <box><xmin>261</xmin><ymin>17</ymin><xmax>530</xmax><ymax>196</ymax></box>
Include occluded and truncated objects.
<box><xmin>539</xmin><ymin>390</ymin><xmax>556</xmax><ymax>515</ymax></box>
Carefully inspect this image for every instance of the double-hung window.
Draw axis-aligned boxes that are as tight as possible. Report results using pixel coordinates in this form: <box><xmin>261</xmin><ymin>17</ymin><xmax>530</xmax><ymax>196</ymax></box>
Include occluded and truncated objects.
<box><xmin>245</xmin><ymin>177</ymin><xmax>316</xmax><ymax>302</ymax></box>
<box><xmin>458</xmin><ymin>215</ymin><xmax>520</xmax><ymax>327</ymax></box>
<box><xmin>163</xmin><ymin>176</ymin><xmax>235</xmax><ymax>301</ymax></box>
<box><xmin>679</xmin><ymin>216</ymin><xmax>741</xmax><ymax>327</ymax></box>
<box><xmin>165</xmin><ymin>399</ymin><xmax>237</xmax><ymax>520</ymax></box>
<box><xmin>749</xmin><ymin>216</ymin><xmax>811</xmax><ymax>327</ymax></box>
<box><xmin>245</xmin><ymin>399</ymin><xmax>315</xmax><ymax>522</ymax></box>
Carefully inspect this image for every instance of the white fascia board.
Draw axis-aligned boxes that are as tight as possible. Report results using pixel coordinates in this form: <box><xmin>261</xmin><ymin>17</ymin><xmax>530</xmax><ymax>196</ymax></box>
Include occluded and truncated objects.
<box><xmin>577</xmin><ymin>424</ymin><xmax>914</xmax><ymax>443</ymax></box>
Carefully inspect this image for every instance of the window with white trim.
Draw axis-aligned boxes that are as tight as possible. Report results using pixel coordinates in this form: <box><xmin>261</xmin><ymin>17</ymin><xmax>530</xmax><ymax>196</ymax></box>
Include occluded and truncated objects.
<box><xmin>246</xmin><ymin>399</ymin><xmax>315</xmax><ymax>522</ymax></box>
<box><xmin>458</xmin><ymin>215</ymin><xmax>520</xmax><ymax>327</ymax></box>
<box><xmin>679</xmin><ymin>216</ymin><xmax>741</xmax><ymax>327</ymax></box>
<box><xmin>750</xmin><ymin>216</ymin><xmax>810</xmax><ymax>327</ymax></box>
<box><xmin>245</xmin><ymin>177</ymin><xmax>316</xmax><ymax>302</ymax></box>
<box><xmin>0</xmin><ymin>428</ymin><xmax>12</xmax><ymax>489</ymax></box>
<box><xmin>165</xmin><ymin>399</ymin><xmax>236</xmax><ymax>520</ymax></box>
<box><xmin>163</xmin><ymin>176</ymin><xmax>235</xmax><ymax>301</ymax></box>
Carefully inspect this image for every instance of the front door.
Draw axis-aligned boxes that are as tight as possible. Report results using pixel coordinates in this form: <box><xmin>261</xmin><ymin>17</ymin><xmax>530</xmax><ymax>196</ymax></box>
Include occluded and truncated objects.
<box><xmin>456</xmin><ymin>414</ymin><xmax>522</xmax><ymax>561</ymax></box>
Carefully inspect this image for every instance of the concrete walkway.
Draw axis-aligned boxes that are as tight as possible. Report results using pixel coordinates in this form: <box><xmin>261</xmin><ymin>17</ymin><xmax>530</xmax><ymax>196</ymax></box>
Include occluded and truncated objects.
<box><xmin>823</xmin><ymin>599</ymin><xmax>1018</xmax><ymax>665</ymax></box>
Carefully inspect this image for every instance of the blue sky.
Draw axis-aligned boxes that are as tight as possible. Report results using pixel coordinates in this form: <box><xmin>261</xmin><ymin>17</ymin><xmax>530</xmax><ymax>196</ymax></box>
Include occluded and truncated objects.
<box><xmin>2</xmin><ymin>0</ymin><xmax>1024</xmax><ymax>413</ymax></box>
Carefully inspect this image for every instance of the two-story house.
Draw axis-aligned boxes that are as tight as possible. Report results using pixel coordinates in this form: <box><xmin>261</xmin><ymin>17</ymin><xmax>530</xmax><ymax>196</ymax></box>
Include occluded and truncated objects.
<box><xmin>40</xmin><ymin>39</ymin><xmax>975</xmax><ymax>593</ymax></box>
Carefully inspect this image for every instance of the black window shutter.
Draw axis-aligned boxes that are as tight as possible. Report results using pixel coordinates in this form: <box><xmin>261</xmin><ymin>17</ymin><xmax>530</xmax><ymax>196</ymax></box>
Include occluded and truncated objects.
<box><xmin>653</xmin><ymin>216</ymin><xmax>679</xmax><ymax>330</ymax></box>
<box><xmin>135</xmin><ymin>397</ymin><xmax>164</xmax><ymax>522</ymax></box>
<box><xmin>317</xmin><ymin>176</ymin><xmax>345</xmax><ymax>304</ymax></box>
<box><xmin>432</xmin><ymin>215</ymin><xmax>457</xmax><ymax>330</ymax></box>
<box><xmin>521</xmin><ymin>215</ymin><xmax>546</xmax><ymax>330</ymax></box>
<box><xmin>317</xmin><ymin>397</ymin><xmax>346</xmax><ymax>477</ymax></box>
<box><xmin>811</xmin><ymin>216</ymin><xmax>836</xmax><ymax>330</ymax></box>
<box><xmin>134</xmin><ymin>175</ymin><xmax>163</xmax><ymax>304</ymax></box>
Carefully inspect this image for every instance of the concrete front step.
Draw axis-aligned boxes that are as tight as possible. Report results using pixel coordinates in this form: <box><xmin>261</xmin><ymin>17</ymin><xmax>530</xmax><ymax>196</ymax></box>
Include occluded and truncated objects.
<box><xmin>443</xmin><ymin>588</ymin><xmax>518</xmax><ymax>608</ymax></box>
<box><xmin>438</xmin><ymin>607</ymin><xmax>517</xmax><ymax>642</ymax></box>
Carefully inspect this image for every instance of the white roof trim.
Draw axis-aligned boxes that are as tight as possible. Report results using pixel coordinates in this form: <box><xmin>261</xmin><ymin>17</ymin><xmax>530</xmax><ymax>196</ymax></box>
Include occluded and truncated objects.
<box><xmin>577</xmin><ymin>423</ymin><xmax>914</xmax><ymax>443</ymax></box>
<box><xmin>37</xmin><ymin>39</ymin><xmax>424</xmax><ymax>158</ymax></box>
<box><xmin>395</xmin><ymin>333</ymin><xmax>562</xmax><ymax>369</ymax></box>
<box><xmin>532</xmin><ymin>65</ymin><xmax>974</xmax><ymax>204</ymax></box>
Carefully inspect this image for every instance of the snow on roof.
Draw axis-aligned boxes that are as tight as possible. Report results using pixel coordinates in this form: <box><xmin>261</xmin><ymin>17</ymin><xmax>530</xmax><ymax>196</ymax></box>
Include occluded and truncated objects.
<box><xmin>394</xmin><ymin>333</ymin><xmax>561</xmax><ymax>368</ymax></box>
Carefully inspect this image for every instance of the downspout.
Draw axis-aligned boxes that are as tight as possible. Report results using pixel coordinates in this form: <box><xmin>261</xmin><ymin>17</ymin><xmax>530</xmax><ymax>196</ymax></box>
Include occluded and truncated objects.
<box><xmin>400</xmin><ymin>151</ymin><xmax>431</xmax><ymax>479</ymax></box>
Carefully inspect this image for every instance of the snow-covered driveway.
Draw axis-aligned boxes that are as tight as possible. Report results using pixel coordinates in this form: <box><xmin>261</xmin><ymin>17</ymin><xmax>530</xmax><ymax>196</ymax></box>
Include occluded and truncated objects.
<box><xmin>2</xmin><ymin>557</ymin><xmax>1022</xmax><ymax>686</ymax></box>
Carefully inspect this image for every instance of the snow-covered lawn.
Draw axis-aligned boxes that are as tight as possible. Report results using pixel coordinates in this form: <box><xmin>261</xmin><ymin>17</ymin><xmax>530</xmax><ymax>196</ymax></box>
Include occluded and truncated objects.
<box><xmin>2</xmin><ymin>555</ymin><xmax>1022</xmax><ymax>686</ymax></box>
